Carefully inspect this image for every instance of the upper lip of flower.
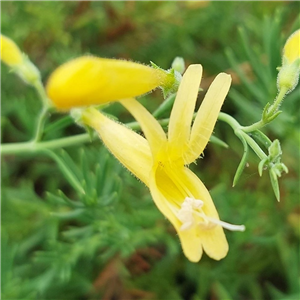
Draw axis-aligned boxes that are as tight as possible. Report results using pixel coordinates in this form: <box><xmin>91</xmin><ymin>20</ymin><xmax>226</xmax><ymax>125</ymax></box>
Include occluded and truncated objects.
<box><xmin>120</xmin><ymin>64</ymin><xmax>232</xmax><ymax>165</ymax></box>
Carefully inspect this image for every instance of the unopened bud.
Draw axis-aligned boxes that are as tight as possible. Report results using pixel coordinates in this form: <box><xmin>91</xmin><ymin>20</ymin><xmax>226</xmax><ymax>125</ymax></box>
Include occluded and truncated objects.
<box><xmin>47</xmin><ymin>56</ymin><xmax>176</xmax><ymax>111</ymax></box>
<box><xmin>1</xmin><ymin>34</ymin><xmax>40</xmax><ymax>85</ymax></box>
<box><xmin>277</xmin><ymin>29</ymin><xmax>300</xmax><ymax>93</ymax></box>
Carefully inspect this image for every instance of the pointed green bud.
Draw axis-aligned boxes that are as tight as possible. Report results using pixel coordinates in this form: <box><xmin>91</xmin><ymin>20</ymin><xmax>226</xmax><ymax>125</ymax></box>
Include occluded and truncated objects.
<box><xmin>269</xmin><ymin>169</ymin><xmax>280</xmax><ymax>202</ymax></box>
<box><xmin>268</xmin><ymin>139</ymin><xmax>282</xmax><ymax>162</ymax></box>
<box><xmin>171</xmin><ymin>57</ymin><xmax>185</xmax><ymax>74</ymax></box>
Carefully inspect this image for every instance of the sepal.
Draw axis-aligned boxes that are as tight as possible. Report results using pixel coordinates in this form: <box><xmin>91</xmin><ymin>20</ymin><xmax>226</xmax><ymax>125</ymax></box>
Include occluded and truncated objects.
<box><xmin>150</xmin><ymin>61</ymin><xmax>182</xmax><ymax>98</ymax></box>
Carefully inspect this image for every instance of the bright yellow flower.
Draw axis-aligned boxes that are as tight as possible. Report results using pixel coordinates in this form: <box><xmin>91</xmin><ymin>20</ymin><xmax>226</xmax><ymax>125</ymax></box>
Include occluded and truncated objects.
<box><xmin>1</xmin><ymin>34</ymin><xmax>23</xmax><ymax>66</ymax></box>
<box><xmin>46</xmin><ymin>56</ymin><xmax>173</xmax><ymax>111</ymax></box>
<box><xmin>82</xmin><ymin>65</ymin><xmax>245</xmax><ymax>262</ymax></box>
<box><xmin>283</xmin><ymin>29</ymin><xmax>300</xmax><ymax>64</ymax></box>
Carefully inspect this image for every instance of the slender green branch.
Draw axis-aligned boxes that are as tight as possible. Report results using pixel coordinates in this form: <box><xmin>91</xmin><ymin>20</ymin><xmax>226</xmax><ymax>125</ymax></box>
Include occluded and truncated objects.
<box><xmin>1</xmin><ymin>133</ymin><xmax>92</xmax><ymax>156</ymax></box>
<box><xmin>239</xmin><ymin>131</ymin><xmax>268</xmax><ymax>160</ymax></box>
<box><xmin>218</xmin><ymin>112</ymin><xmax>268</xmax><ymax>160</ymax></box>
<box><xmin>241</xmin><ymin>119</ymin><xmax>265</xmax><ymax>133</ymax></box>
<box><xmin>32</xmin><ymin>106</ymin><xmax>51</xmax><ymax>142</ymax></box>
<box><xmin>30</xmin><ymin>79</ymin><xmax>54</xmax><ymax>142</ymax></box>
<box><xmin>242</xmin><ymin>87</ymin><xmax>287</xmax><ymax>133</ymax></box>
<box><xmin>1</xmin><ymin>117</ymin><xmax>170</xmax><ymax>156</ymax></box>
<box><xmin>218</xmin><ymin>112</ymin><xmax>242</xmax><ymax>130</ymax></box>
<box><xmin>152</xmin><ymin>93</ymin><xmax>176</xmax><ymax>118</ymax></box>
<box><xmin>267</xmin><ymin>87</ymin><xmax>287</xmax><ymax>116</ymax></box>
<box><xmin>33</xmin><ymin>80</ymin><xmax>52</xmax><ymax>108</ymax></box>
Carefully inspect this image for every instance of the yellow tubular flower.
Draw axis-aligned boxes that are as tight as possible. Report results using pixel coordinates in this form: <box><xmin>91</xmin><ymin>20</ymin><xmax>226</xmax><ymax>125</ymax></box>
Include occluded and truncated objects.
<box><xmin>46</xmin><ymin>56</ymin><xmax>170</xmax><ymax>111</ymax></box>
<box><xmin>283</xmin><ymin>29</ymin><xmax>300</xmax><ymax>64</ymax></box>
<box><xmin>1</xmin><ymin>34</ymin><xmax>23</xmax><ymax>66</ymax></box>
<box><xmin>82</xmin><ymin>65</ymin><xmax>245</xmax><ymax>262</ymax></box>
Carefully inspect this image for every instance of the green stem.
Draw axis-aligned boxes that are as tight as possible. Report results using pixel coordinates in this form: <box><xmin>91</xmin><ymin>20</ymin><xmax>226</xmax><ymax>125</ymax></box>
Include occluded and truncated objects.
<box><xmin>152</xmin><ymin>93</ymin><xmax>176</xmax><ymax>118</ymax></box>
<box><xmin>1</xmin><ymin>133</ymin><xmax>92</xmax><ymax>156</ymax></box>
<box><xmin>267</xmin><ymin>87</ymin><xmax>287</xmax><ymax>116</ymax></box>
<box><xmin>218</xmin><ymin>112</ymin><xmax>241</xmax><ymax>130</ymax></box>
<box><xmin>32</xmin><ymin>106</ymin><xmax>50</xmax><ymax>142</ymax></box>
<box><xmin>239</xmin><ymin>131</ymin><xmax>267</xmax><ymax>160</ymax></box>
<box><xmin>30</xmin><ymin>79</ymin><xmax>54</xmax><ymax>142</ymax></box>
<box><xmin>1</xmin><ymin>117</ymin><xmax>172</xmax><ymax>156</ymax></box>
<box><xmin>218</xmin><ymin>112</ymin><xmax>267</xmax><ymax>160</ymax></box>
<box><xmin>241</xmin><ymin>119</ymin><xmax>265</xmax><ymax>133</ymax></box>
<box><xmin>242</xmin><ymin>87</ymin><xmax>287</xmax><ymax>133</ymax></box>
<box><xmin>33</xmin><ymin>80</ymin><xmax>52</xmax><ymax>107</ymax></box>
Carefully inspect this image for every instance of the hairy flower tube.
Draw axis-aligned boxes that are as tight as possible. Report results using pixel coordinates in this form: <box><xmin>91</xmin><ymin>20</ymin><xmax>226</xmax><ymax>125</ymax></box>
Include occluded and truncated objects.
<box><xmin>277</xmin><ymin>29</ymin><xmax>300</xmax><ymax>93</ymax></box>
<box><xmin>46</xmin><ymin>56</ymin><xmax>177</xmax><ymax>111</ymax></box>
<box><xmin>81</xmin><ymin>65</ymin><xmax>245</xmax><ymax>262</ymax></box>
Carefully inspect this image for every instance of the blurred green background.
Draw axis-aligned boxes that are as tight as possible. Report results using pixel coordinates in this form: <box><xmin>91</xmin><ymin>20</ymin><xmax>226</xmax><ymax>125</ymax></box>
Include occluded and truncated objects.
<box><xmin>1</xmin><ymin>1</ymin><xmax>299</xmax><ymax>300</ymax></box>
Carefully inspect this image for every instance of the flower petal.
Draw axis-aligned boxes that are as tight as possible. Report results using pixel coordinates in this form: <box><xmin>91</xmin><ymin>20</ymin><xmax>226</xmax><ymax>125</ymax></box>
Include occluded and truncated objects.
<box><xmin>177</xmin><ymin>226</ymin><xmax>203</xmax><ymax>262</ymax></box>
<box><xmin>183</xmin><ymin>168</ymin><xmax>228</xmax><ymax>260</ymax></box>
<box><xmin>119</xmin><ymin>98</ymin><xmax>167</xmax><ymax>156</ymax></box>
<box><xmin>82</xmin><ymin>107</ymin><xmax>152</xmax><ymax>185</ymax></box>
<box><xmin>46</xmin><ymin>56</ymin><xmax>168</xmax><ymax>110</ymax></box>
<box><xmin>149</xmin><ymin>163</ymin><xmax>227</xmax><ymax>262</ymax></box>
<box><xmin>184</xmin><ymin>73</ymin><xmax>231</xmax><ymax>164</ymax></box>
<box><xmin>168</xmin><ymin>65</ymin><xmax>203</xmax><ymax>155</ymax></box>
<box><xmin>149</xmin><ymin>166</ymin><xmax>203</xmax><ymax>262</ymax></box>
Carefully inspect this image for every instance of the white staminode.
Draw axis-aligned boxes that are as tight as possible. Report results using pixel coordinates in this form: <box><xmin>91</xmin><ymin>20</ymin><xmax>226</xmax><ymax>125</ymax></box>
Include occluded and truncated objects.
<box><xmin>177</xmin><ymin>197</ymin><xmax>246</xmax><ymax>232</ymax></box>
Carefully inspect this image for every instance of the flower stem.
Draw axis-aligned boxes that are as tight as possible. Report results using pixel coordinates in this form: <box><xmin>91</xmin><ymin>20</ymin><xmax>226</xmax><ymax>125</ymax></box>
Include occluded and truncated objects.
<box><xmin>242</xmin><ymin>87</ymin><xmax>287</xmax><ymax>133</ymax></box>
<box><xmin>33</xmin><ymin>80</ymin><xmax>52</xmax><ymax>107</ymax></box>
<box><xmin>239</xmin><ymin>131</ymin><xmax>267</xmax><ymax>160</ymax></box>
<box><xmin>218</xmin><ymin>112</ymin><xmax>267</xmax><ymax>160</ymax></box>
<box><xmin>1</xmin><ymin>133</ymin><xmax>93</xmax><ymax>156</ymax></box>
<box><xmin>30</xmin><ymin>79</ymin><xmax>54</xmax><ymax>142</ymax></box>
<box><xmin>32</xmin><ymin>105</ymin><xmax>50</xmax><ymax>142</ymax></box>
<box><xmin>266</xmin><ymin>87</ymin><xmax>287</xmax><ymax>116</ymax></box>
<box><xmin>0</xmin><ymin>117</ymin><xmax>172</xmax><ymax>156</ymax></box>
<box><xmin>218</xmin><ymin>112</ymin><xmax>241</xmax><ymax>130</ymax></box>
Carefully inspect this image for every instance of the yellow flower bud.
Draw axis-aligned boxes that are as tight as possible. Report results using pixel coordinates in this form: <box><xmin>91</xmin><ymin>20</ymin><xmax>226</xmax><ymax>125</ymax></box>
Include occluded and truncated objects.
<box><xmin>46</xmin><ymin>56</ymin><xmax>170</xmax><ymax>110</ymax></box>
<box><xmin>1</xmin><ymin>34</ymin><xmax>40</xmax><ymax>85</ymax></box>
<box><xmin>283</xmin><ymin>29</ymin><xmax>300</xmax><ymax>64</ymax></box>
<box><xmin>1</xmin><ymin>34</ymin><xmax>23</xmax><ymax>66</ymax></box>
<box><xmin>277</xmin><ymin>29</ymin><xmax>300</xmax><ymax>93</ymax></box>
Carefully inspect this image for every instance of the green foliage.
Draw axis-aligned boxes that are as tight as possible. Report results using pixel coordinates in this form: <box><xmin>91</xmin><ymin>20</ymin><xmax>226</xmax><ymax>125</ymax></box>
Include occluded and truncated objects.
<box><xmin>1</xmin><ymin>1</ymin><xmax>299</xmax><ymax>300</ymax></box>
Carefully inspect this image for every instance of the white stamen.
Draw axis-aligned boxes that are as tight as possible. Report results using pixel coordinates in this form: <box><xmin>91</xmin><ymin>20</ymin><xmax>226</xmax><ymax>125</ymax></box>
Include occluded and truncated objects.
<box><xmin>177</xmin><ymin>197</ymin><xmax>246</xmax><ymax>232</ymax></box>
<box><xmin>198</xmin><ymin>213</ymin><xmax>246</xmax><ymax>232</ymax></box>
<box><xmin>177</xmin><ymin>198</ymin><xmax>194</xmax><ymax>230</ymax></box>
